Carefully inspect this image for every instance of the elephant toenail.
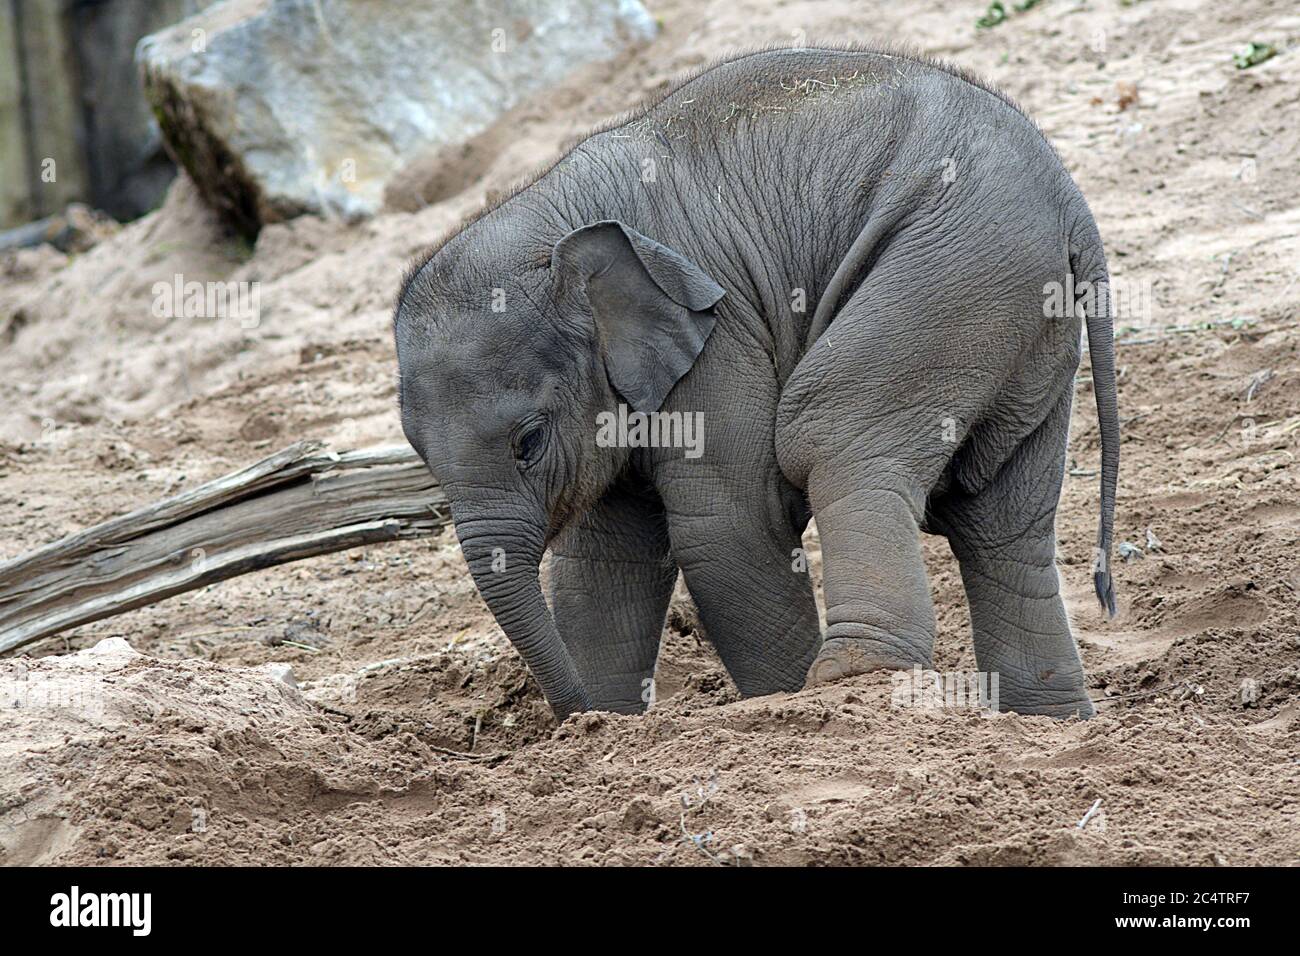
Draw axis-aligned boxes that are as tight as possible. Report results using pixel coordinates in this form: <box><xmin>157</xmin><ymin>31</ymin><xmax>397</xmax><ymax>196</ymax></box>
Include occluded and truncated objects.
<box><xmin>807</xmin><ymin>656</ymin><xmax>844</xmax><ymax>685</ymax></box>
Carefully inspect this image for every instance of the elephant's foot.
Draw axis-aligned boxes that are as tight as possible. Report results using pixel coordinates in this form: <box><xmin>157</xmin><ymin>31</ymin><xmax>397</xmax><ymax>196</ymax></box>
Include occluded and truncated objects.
<box><xmin>995</xmin><ymin>678</ymin><xmax>1096</xmax><ymax>719</ymax></box>
<box><xmin>1003</xmin><ymin>697</ymin><xmax>1096</xmax><ymax>719</ymax></box>
<box><xmin>805</xmin><ymin>634</ymin><xmax>932</xmax><ymax>687</ymax></box>
<box><xmin>796</xmin><ymin>484</ymin><xmax>937</xmax><ymax>690</ymax></box>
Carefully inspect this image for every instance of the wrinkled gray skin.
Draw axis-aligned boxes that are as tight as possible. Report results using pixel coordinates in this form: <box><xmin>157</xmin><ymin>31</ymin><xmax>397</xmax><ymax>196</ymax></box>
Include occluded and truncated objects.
<box><xmin>394</xmin><ymin>47</ymin><xmax>1119</xmax><ymax>722</ymax></box>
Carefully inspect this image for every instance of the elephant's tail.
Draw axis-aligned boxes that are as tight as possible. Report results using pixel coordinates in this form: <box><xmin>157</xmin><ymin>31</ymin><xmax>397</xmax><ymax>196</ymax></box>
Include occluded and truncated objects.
<box><xmin>1071</xmin><ymin>233</ymin><xmax>1119</xmax><ymax>618</ymax></box>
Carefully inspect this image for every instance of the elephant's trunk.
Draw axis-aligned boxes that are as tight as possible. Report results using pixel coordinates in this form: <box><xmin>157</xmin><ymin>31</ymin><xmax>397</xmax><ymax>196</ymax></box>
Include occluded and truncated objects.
<box><xmin>455</xmin><ymin>510</ymin><xmax>591</xmax><ymax>720</ymax></box>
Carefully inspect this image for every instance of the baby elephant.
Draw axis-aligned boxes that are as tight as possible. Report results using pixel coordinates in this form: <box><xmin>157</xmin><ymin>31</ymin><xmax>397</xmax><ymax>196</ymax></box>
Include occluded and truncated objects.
<box><xmin>394</xmin><ymin>46</ymin><xmax>1118</xmax><ymax>721</ymax></box>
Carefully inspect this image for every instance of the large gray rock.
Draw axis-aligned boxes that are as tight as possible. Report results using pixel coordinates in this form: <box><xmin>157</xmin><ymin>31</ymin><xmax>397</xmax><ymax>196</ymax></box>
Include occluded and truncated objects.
<box><xmin>137</xmin><ymin>0</ymin><xmax>657</xmax><ymax>237</ymax></box>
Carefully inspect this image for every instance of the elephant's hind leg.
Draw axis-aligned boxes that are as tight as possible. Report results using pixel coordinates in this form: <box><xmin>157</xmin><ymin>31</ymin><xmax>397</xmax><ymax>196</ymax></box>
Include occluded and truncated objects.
<box><xmin>930</xmin><ymin>390</ymin><xmax>1095</xmax><ymax>718</ymax></box>
<box><xmin>805</xmin><ymin>485</ymin><xmax>938</xmax><ymax>683</ymax></box>
<box><xmin>776</xmin><ymin>294</ymin><xmax>974</xmax><ymax>685</ymax></box>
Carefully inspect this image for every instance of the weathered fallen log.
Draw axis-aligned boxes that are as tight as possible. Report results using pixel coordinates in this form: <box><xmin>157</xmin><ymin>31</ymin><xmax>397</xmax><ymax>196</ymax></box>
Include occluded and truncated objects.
<box><xmin>0</xmin><ymin>442</ymin><xmax>449</xmax><ymax>655</ymax></box>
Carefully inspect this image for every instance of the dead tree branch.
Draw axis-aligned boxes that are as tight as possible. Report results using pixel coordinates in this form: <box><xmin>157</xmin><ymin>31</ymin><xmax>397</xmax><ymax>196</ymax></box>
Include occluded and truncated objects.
<box><xmin>0</xmin><ymin>442</ymin><xmax>448</xmax><ymax>655</ymax></box>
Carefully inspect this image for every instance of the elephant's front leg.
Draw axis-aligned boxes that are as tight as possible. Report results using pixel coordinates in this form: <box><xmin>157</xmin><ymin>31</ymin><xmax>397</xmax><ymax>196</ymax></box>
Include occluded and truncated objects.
<box><xmin>651</xmin><ymin>336</ymin><xmax>823</xmax><ymax>696</ymax></box>
<box><xmin>658</xmin><ymin>465</ymin><xmax>823</xmax><ymax>698</ymax></box>
<box><xmin>546</xmin><ymin>477</ymin><xmax>677</xmax><ymax>714</ymax></box>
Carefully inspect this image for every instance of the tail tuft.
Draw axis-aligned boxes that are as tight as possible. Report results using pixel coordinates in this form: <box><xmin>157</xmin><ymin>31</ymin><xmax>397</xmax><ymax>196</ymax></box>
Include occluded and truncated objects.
<box><xmin>1093</xmin><ymin>567</ymin><xmax>1117</xmax><ymax>618</ymax></box>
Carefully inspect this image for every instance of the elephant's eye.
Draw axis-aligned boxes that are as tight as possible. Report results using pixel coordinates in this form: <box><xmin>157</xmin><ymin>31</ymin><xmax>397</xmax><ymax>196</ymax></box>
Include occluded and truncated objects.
<box><xmin>514</xmin><ymin>422</ymin><xmax>547</xmax><ymax>469</ymax></box>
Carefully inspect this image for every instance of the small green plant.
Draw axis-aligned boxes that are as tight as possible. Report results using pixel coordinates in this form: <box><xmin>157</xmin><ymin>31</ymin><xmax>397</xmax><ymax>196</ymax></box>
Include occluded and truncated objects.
<box><xmin>976</xmin><ymin>0</ymin><xmax>1042</xmax><ymax>30</ymax></box>
<box><xmin>1232</xmin><ymin>42</ymin><xmax>1277</xmax><ymax>70</ymax></box>
<box><xmin>977</xmin><ymin>2</ymin><xmax>1008</xmax><ymax>28</ymax></box>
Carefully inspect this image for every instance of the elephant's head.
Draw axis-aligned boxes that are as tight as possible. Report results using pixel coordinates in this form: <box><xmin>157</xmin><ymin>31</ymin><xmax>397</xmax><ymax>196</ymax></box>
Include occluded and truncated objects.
<box><xmin>394</xmin><ymin>213</ymin><xmax>724</xmax><ymax>720</ymax></box>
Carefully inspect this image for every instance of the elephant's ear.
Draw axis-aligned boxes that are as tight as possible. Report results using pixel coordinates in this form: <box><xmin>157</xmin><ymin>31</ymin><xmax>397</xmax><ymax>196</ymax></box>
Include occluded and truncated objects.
<box><xmin>551</xmin><ymin>220</ymin><xmax>724</xmax><ymax>413</ymax></box>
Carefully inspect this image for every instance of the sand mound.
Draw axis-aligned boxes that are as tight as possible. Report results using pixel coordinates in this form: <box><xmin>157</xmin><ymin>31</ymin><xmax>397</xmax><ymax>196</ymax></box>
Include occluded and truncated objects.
<box><xmin>3</xmin><ymin>627</ymin><xmax>1295</xmax><ymax>865</ymax></box>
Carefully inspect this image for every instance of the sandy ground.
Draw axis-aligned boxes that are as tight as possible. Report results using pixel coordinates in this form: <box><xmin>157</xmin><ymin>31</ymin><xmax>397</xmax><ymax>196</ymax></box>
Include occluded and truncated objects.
<box><xmin>1</xmin><ymin>0</ymin><xmax>1298</xmax><ymax>865</ymax></box>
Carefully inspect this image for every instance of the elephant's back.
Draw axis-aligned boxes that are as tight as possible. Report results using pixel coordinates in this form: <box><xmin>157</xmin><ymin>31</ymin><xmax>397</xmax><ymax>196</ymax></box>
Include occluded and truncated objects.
<box><xmin>625</xmin><ymin>45</ymin><xmax>1048</xmax><ymax>155</ymax></box>
<box><xmin>594</xmin><ymin>44</ymin><xmax>1079</xmax><ymax>227</ymax></box>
